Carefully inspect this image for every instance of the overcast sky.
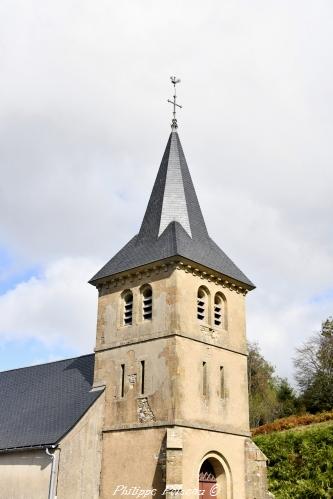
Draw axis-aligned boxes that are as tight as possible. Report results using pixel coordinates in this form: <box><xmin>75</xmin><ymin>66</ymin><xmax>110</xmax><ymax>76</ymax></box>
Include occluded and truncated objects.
<box><xmin>0</xmin><ymin>0</ymin><xmax>332</xmax><ymax>382</ymax></box>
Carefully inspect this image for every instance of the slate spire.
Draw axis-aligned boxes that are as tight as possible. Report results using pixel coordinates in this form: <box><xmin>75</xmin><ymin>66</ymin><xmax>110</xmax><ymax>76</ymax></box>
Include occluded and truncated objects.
<box><xmin>138</xmin><ymin>131</ymin><xmax>208</xmax><ymax>241</ymax></box>
<box><xmin>90</xmin><ymin>131</ymin><xmax>254</xmax><ymax>288</ymax></box>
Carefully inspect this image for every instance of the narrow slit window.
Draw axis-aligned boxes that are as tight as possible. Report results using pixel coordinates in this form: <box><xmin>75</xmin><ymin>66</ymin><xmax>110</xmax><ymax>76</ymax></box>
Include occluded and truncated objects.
<box><xmin>220</xmin><ymin>366</ymin><xmax>225</xmax><ymax>399</ymax></box>
<box><xmin>121</xmin><ymin>364</ymin><xmax>125</xmax><ymax>398</ymax></box>
<box><xmin>142</xmin><ymin>286</ymin><xmax>153</xmax><ymax>320</ymax></box>
<box><xmin>197</xmin><ymin>287</ymin><xmax>207</xmax><ymax>321</ymax></box>
<box><xmin>140</xmin><ymin>360</ymin><xmax>145</xmax><ymax>395</ymax></box>
<box><xmin>202</xmin><ymin>362</ymin><xmax>207</xmax><ymax>397</ymax></box>
<box><xmin>214</xmin><ymin>294</ymin><xmax>222</xmax><ymax>327</ymax></box>
<box><xmin>123</xmin><ymin>291</ymin><xmax>133</xmax><ymax>326</ymax></box>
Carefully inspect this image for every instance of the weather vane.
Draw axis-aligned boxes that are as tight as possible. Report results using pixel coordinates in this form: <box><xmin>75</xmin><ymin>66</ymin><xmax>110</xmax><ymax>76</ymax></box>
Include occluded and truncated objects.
<box><xmin>167</xmin><ymin>76</ymin><xmax>182</xmax><ymax>130</ymax></box>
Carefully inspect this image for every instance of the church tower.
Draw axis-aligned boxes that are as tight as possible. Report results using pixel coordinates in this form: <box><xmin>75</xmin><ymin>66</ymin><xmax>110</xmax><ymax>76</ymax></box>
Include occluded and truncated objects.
<box><xmin>89</xmin><ymin>82</ymin><xmax>269</xmax><ymax>499</ymax></box>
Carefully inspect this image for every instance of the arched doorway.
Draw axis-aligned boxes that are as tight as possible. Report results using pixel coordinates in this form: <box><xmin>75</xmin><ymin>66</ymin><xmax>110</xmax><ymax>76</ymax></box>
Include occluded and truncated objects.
<box><xmin>198</xmin><ymin>455</ymin><xmax>229</xmax><ymax>499</ymax></box>
<box><xmin>199</xmin><ymin>460</ymin><xmax>217</xmax><ymax>497</ymax></box>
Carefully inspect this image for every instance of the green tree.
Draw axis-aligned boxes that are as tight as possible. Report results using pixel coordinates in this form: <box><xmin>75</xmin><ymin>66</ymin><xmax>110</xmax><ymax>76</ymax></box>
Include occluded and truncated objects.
<box><xmin>248</xmin><ymin>343</ymin><xmax>300</xmax><ymax>427</ymax></box>
<box><xmin>275</xmin><ymin>377</ymin><xmax>299</xmax><ymax>418</ymax></box>
<box><xmin>247</xmin><ymin>342</ymin><xmax>279</xmax><ymax>427</ymax></box>
<box><xmin>294</xmin><ymin>316</ymin><xmax>333</xmax><ymax>413</ymax></box>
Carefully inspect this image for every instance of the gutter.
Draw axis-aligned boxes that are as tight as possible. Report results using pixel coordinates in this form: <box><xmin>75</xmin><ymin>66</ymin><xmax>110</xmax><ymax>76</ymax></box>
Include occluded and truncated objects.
<box><xmin>0</xmin><ymin>444</ymin><xmax>51</xmax><ymax>454</ymax></box>
<box><xmin>46</xmin><ymin>447</ymin><xmax>60</xmax><ymax>499</ymax></box>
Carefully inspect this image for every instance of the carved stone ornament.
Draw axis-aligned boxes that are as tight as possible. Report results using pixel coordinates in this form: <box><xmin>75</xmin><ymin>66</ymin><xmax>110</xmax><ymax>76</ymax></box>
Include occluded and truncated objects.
<box><xmin>137</xmin><ymin>397</ymin><xmax>156</xmax><ymax>423</ymax></box>
<box><xmin>128</xmin><ymin>374</ymin><xmax>137</xmax><ymax>385</ymax></box>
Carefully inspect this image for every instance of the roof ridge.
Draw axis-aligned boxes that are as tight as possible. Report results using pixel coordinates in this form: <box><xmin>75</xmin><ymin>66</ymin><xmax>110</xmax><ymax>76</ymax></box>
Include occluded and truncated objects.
<box><xmin>0</xmin><ymin>352</ymin><xmax>94</xmax><ymax>374</ymax></box>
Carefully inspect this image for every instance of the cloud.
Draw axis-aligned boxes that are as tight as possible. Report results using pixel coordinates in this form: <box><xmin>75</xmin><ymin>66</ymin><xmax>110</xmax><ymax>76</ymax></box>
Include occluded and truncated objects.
<box><xmin>0</xmin><ymin>0</ymin><xmax>332</xmax><ymax>377</ymax></box>
<box><xmin>247</xmin><ymin>287</ymin><xmax>333</xmax><ymax>381</ymax></box>
<box><xmin>0</xmin><ymin>258</ymin><xmax>99</xmax><ymax>353</ymax></box>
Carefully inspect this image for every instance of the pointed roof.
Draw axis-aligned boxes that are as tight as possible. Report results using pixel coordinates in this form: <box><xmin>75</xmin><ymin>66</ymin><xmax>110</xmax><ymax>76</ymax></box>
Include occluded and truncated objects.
<box><xmin>90</xmin><ymin>131</ymin><xmax>254</xmax><ymax>288</ymax></box>
<box><xmin>138</xmin><ymin>132</ymin><xmax>208</xmax><ymax>242</ymax></box>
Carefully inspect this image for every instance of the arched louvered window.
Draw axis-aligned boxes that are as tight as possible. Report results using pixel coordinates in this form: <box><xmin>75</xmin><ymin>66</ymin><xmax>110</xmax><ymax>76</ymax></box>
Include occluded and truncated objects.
<box><xmin>214</xmin><ymin>292</ymin><xmax>227</xmax><ymax>329</ymax></box>
<box><xmin>197</xmin><ymin>287</ymin><xmax>209</xmax><ymax>322</ymax></box>
<box><xmin>141</xmin><ymin>285</ymin><xmax>153</xmax><ymax>320</ymax></box>
<box><xmin>123</xmin><ymin>290</ymin><xmax>133</xmax><ymax>326</ymax></box>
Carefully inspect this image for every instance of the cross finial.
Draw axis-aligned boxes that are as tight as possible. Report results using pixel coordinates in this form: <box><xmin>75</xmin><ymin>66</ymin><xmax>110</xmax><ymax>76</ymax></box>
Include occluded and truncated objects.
<box><xmin>167</xmin><ymin>76</ymin><xmax>182</xmax><ymax>130</ymax></box>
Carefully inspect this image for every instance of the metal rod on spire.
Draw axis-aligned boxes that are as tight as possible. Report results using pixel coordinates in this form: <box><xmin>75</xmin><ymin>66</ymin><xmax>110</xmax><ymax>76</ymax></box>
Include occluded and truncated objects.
<box><xmin>167</xmin><ymin>76</ymin><xmax>182</xmax><ymax>130</ymax></box>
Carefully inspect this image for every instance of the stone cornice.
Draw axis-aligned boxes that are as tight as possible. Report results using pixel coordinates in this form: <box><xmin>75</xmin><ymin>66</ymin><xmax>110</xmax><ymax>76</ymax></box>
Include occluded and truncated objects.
<box><xmin>94</xmin><ymin>331</ymin><xmax>248</xmax><ymax>357</ymax></box>
<box><xmin>176</xmin><ymin>260</ymin><xmax>249</xmax><ymax>295</ymax></box>
<box><xmin>96</xmin><ymin>258</ymin><xmax>250</xmax><ymax>296</ymax></box>
<box><xmin>102</xmin><ymin>420</ymin><xmax>251</xmax><ymax>438</ymax></box>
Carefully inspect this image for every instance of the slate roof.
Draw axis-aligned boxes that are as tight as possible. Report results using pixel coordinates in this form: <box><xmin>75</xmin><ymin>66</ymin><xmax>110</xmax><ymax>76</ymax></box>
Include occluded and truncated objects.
<box><xmin>0</xmin><ymin>354</ymin><xmax>103</xmax><ymax>451</ymax></box>
<box><xmin>90</xmin><ymin>131</ymin><xmax>254</xmax><ymax>288</ymax></box>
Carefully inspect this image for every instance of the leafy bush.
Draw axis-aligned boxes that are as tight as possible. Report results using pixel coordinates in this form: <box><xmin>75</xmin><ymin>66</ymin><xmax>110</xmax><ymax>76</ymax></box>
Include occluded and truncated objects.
<box><xmin>252</xmin><ymin>411</ymin><xmax>333</xmax><ymax>436</ymax></box>
<box><xmin>254</xmin><ymin>423</ymin><xmax>333</xmax><ymax>498</ymax></box>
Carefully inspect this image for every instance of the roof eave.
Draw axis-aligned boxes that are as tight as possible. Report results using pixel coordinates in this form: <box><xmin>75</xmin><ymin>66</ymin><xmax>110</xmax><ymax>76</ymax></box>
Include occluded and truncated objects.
<box><xmin>88</xmin><ymin>255</ymin><xmax>255</xmax><ymax>292</ymax></box>
<box><xmin>0</xmin><ymin>443</ymin><xmax>58</xmax><ymax>454</ymax></box>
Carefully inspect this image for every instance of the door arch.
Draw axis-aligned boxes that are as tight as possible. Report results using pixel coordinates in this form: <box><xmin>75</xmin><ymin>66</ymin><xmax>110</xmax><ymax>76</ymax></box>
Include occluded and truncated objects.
<box><xmin>199</xmin><ymin>460</ymin><xmax>217</xmax><ymax>497</ymax></box>
<box><xmin>198</xmin><ymin>453</ymin><xmax>231</xmax><ymax>499</ymax></box>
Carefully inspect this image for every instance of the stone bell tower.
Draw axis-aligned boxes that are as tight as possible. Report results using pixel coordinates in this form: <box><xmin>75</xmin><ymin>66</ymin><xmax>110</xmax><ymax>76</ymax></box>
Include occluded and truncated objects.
<box><xmin>89</xmin><ymin>88</ymin><xmax>270</xmax><ymax>498</ymax></box>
